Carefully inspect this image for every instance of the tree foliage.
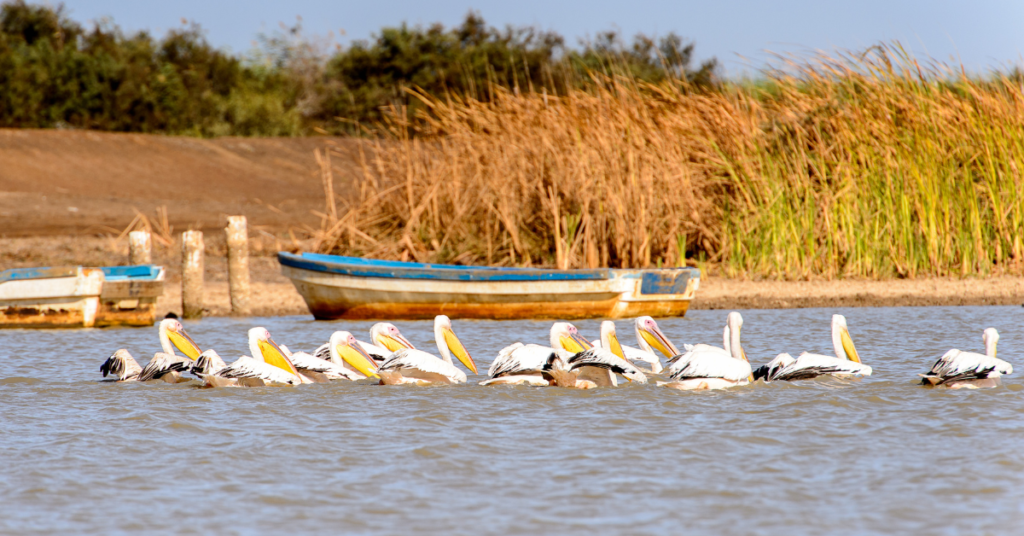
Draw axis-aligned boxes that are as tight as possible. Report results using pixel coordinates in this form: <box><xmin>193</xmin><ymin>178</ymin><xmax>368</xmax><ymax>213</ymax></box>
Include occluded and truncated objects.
<box><xmin>0</xmin><ymin>1</ymin><xmax>719</xmax><ymax>135</ymax></box>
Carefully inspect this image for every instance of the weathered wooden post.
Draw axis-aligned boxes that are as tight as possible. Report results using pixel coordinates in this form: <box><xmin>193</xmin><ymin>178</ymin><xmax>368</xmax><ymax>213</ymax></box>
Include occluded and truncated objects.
<box><xmin>181</xmin><ymin>230</ymin><xmax>204</xmax><ymax>319</ymax></box>
<box><xmin>128</xmin><ymin>230</ymin><xmax>151</xmax><ymax>265</ymax></box>
<box><xmin>226</xmin><ymin>216</ymin><xmax>250</xmax><ymax>316</ymax></box>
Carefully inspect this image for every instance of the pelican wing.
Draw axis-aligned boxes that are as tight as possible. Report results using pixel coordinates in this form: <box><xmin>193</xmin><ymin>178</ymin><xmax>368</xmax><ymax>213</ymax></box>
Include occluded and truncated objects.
<box><xmin>923</xmin><ymin>349</ymin><xmax>1012</xmax><ymax>384</ymax></box>
<box><xmin>213</xmin><ymin>356</ymin><xmax>301</xmax><ymax>385</ymax></box>
<box><xmin>378</xmin><ymin>349</ymin><xmax>466</xmax><ymax>384</ymax></box>
<box><xmin>488</xmin><ymin>343</ymin><xmax>559</xmax><ymax>378</ymax></box>
<box><xmin>288</xmin><ymin>351</ymin><xmax>363</xmax><ymax>381</ymax></box>
<box><xmin>313</xmin><ymin>343</ymin><xmax>331</xmax><ymax>362</ymax></box>
<box><xmin>137</xmin><ymin>352</ymin><xmax>192</xmax><ymax>381</ymax></box>
<box><xmin>770</xmin><ymin>353</ymin><xmax>873</xmax><ymax>380</ymax></box>
<box><xmin>666</xmin><ymin>347</ymin><xmax>751</xmax><ymax>382</ymax></box>
<box><xmin>100</xmin><ymin>350</ymin><xmax>142</xmax><ymax>381</ymax></box>
<box><xmin>567</xmin><ymin>348</ymin><xmax>648</xmax><ymax>384</ymax></box>
<box><xmin>752</xmin><ymin>353</ymin><xmax>796</xmax><ymax>382</ymax></box>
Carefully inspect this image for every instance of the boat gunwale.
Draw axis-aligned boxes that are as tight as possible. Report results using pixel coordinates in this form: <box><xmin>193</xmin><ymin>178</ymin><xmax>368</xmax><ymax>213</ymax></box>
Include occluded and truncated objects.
<box><xmin>279</xmin><ymin>252</ymin><xmax>700</xmax><ymax>283</ymax></box>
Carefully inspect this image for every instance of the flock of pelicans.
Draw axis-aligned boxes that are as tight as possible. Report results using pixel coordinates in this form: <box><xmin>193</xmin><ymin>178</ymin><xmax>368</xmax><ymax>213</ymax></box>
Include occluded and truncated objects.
<box><xmin>100</xmin><ymin>311</ymin><xmax>1013</xmax><ymax>391</ymax></box>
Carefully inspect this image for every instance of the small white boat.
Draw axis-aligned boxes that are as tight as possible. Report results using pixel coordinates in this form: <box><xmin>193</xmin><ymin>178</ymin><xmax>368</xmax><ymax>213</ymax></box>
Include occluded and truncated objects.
<box><xmin>279</xmin><ymin>252</ymin><xmax>701</xmax><ymax>320</ymax></box>
<box><xmin>0</xmin><ymin>265</ymin><xmax>164</xmax><ymax>328</ymax></box>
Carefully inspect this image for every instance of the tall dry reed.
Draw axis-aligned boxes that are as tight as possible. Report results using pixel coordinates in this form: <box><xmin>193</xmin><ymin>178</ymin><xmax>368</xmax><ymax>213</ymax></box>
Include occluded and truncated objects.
<box><xmin>316</xmin><ymin>44</ymin><xmax>1024</xmax><ymax>279</ymax></box>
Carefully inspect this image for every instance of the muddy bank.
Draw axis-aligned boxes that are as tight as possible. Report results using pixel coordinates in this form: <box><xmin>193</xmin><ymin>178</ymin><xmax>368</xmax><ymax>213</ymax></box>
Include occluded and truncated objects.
<box><xmin>693</xmin><ymin>277</ymin><xmax>1024</xmax><ymax>310</ymax></box>
<box><xmin>0</xmin><ymin>129</ymin><xmax>358</xmax><ymax>236</ymax></box>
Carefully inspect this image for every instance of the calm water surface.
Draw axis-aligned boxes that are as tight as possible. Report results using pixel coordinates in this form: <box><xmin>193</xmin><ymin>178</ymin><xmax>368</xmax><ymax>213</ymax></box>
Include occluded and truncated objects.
<box><xmin>2</xmin><ymin>306</ymin><xmax>1023</xmax><ymax>535</ymax></box>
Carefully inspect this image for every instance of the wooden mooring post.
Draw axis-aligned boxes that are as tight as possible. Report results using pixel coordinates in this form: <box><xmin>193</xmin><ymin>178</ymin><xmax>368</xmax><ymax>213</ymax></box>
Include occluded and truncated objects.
<box><xmin>181</xmin><ymin>230</ymin><xmax>204</xmax><ymax>319</ymax></box>
<box><xmin>226</xmin><ymin>216</ymin><xmax>251</xmax><ymax>316</ymax></box>
<box><xmin>128</xmin><ymin>231</ymin><xmax>151</xmax><ymax>265</ymax></box>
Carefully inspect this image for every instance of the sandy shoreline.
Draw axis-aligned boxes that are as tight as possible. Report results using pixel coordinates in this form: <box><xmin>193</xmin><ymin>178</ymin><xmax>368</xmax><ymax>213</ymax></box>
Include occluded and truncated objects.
<box><xmin>4</xmin><ymin>235</ymin><xmax>1023</xmax><ymax>318</ymax></box>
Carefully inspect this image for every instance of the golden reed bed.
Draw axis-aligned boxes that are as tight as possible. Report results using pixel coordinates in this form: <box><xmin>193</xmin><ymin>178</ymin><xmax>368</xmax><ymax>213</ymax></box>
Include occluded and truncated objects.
<box><xmin>311</xmin><ymin>44</ymin><xmax>1024</xmax><ymax>280</ymax></box>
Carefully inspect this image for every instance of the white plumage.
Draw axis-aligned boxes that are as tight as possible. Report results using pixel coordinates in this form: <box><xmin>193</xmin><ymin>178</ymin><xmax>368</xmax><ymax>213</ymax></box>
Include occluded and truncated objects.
<box><xmin>566</xmin><ymin>348</ymin><xmax>648</xmax><ymax>385</ymax></box>
<box><xmin>661</xmin><ymin>312</ymin><xmax>751</xmax><ymax>390</ymax></box>
<box><xmin>752</xmin><ymin>314</ymin><xmax>870</xmax><ymax>382</ymax></box>
<box><xmin>920</xmin><ymin>328</ymin><xmax>1012</xmax><ymax>388</ymax></box>
<box><xmin>205</xmin><ymin>355</ymin><xmax>303</xmax><ymax>386</ymax></box>
<box><xmin>286</xmin><ymin>350</ymin><xmax>364</xmax><ymax>381</ymax></box>
<box><xmin>377</xmin><ymin>315</ymin><xmax>477</xmax><ymax>385</ymax></box>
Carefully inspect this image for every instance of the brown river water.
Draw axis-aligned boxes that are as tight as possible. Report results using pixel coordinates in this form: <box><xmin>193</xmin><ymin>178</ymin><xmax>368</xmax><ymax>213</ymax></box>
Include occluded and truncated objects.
<box><xmin>2</xmin><ymin>306</ymin><xmax>1023</xmax><ymax>535</ymax></box>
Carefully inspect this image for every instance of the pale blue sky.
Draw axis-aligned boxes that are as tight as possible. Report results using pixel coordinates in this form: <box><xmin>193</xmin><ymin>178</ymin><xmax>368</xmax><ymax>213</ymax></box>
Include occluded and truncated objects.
<box><xmin>57</xmin><ymin>0</ymin><xmax>1023</xmax><ymax>75</ymax></box>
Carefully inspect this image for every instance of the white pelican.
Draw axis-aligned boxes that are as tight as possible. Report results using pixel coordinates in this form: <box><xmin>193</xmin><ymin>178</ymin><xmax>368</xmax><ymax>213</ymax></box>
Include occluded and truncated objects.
<box><xmin>479</xmin><ymin>322</ymin><xmax>591</xmax><ymax>386</ymax></box>
<box><xmin>920</xmin><ymin>328</ymin><xmax>1012</xmax><ymax>389</ymax></box>
<box><xmin>377</xmin><ymin>315</ymin><xmax>477</xmax><ymax>385</ymax></box>
<box><xmin>99</xmin><ymin>318</ymin><xmax>204</xmax><ymax>383</ymax></box>
<box><xmin>313</xmin><ymin>331</ymin><xmax>381</xmax><ymax>380</ymax></box>
<box><xmin>544</xmin><ymin>347</ymin><xmax>649</xmax><ymax>388</ymax></box>
<box><xmin>199</xmin><ymin>328</ymin><xmax>304</xmax><ymax>387</ymax></box>
<box><xmin>753</xmin><ymin>315</ymin><xmax>871</xmax><ymax>382</ymax></box>
<box><xmin>313</xmin><ymin>323</ymin><xmax>415</xmax><ymax>366</ymax></box>
<box><xmin>659</xmin><ymin>312</ymin><xmax>752</xmax><ymax>390</ymax></box>
<box><xmin>100</xmin><ymin>349</ymin><xmax>192</xmax><ymax>383</ymax></box>
<box><xmin>592</xmin><ymin>317</ymin><xmax>679</xmax><ymax>374</ymax></box>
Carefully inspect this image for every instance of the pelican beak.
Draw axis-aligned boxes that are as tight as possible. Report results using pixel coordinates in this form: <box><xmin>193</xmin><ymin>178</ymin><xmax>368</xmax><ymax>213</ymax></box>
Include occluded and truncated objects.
<box><xmin>258</xmin><ymin>337</ymin><xmax>299</xmax><ymax>376</ymax></box>
<box><xmin>560</xmin><ymin>332</ymin><xmax>592</xmax><ymax>353</ymax></box>
<box><xmin>337</xmin><ymin>342</ymin><xmax>379</xmax><ymax>378</ymax></box>
<box><xmin>608</xmin><ymin>332</ymin><xmax>626</xmax><ymax>361</ymax></box>
<box><xmin>378</xmin><ymin>333</ymin><xmax>414</xmax><ymax>352</ymax></box>
<box><xmin>442</xmin><ymin>327</ymin><xmax>477</xmax><ymax>374</ymax></box>
<box><xmin>167</xmin><ymin>326</ymin><xmax>202</xmax><ymax>360</ymax></box>
<box><xmin>840</xmin><ymin>327</ymin><xmax>861</xmax><ymax>363</ymax></box>
<box><xmin>639</xmin><ymin>325</ymin><xmax>679</xmax><ymax>359</ymax></box>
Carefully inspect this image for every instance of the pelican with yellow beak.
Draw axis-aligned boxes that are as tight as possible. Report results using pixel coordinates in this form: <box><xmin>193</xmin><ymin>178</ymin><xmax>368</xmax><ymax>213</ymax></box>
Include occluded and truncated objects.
<box><xmin>99</xmin><ymin>318</ymin><xmax>204</xmax><ymax>383</ymax></box>
<box><xmin>920</xmin><ymin>328</ymin><xmax>1011</xmax><ymax>389</ymax></box>
<box><xmin>592</xmin><ymin>318</ymin><xmax>678</xmax><ymax>374</ymax></box>
<box><xmin>753</xmin><ymin>315</ymin><xmax>871</xmax><ymax>382</ymax></box>
<box><xmin>315</xmin><ymin>331</ymin><xmax>382</xmax><ymax>379</ymax></box>
<box><xmin>199</xmin><ymin>327</ymin><xmax>304</xmax><ymax>387</ymax></box>
<box><xmin>377</xmin><ymin>315</ymin><xmax>478</xmax><ymax>385</ymax></box>
<box><xmin>659</xmin><ymin>312</ymin><xmax>752</xmax><ymax>390</ymax></box>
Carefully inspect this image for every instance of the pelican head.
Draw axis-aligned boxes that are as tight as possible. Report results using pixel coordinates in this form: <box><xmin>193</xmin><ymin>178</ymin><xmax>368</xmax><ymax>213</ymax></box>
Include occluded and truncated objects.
<box><xmin>983</xmin><ymin>328</ymin><xmax>999</xmax><ymax>358</ymax></box>
<box><xmin>550</xmin><ymin>322</ymin><xmax>592</xmax><ymax>354</ymax></box>
<box><xmin>634</xmin><ymin>316</ymin><xmax>680</xmax><ymax>359</ymax></box>
<box><xmin>248</xmin><ymin>327</ymin><xmax>300</xmax><ymax>376</ymax></box>
<box><xmin>434</xmin><ymin>315</ymin><xmax>477</xmax><ymax>374</ymax></box>
<box><xmin>159</xmin><ymin>318</ymin><xmax>202</xmax><ymax>360</ymax></box>
<box><xmin>330</xmin><ymin>330</ymin><xmax>379</xmax><ymax>378</ymax></box>
<box><xmin>600</xmin><ymin>321</ymin><xmax>627</xmax><ymax>360</ymax></box>
<box><xmin>726</xmin><ymin>312</ymin><xmax>746</xmax><ymax>362</ymax></box>
<box><xmin>370</xmin><ymin>323</ymin><xmax>416</xmax><ymax>352</ymax></box>
<box><xmin>831</xmin><ymin>314</ymin><xmax>861</xmax><ymax>363</ymax></box>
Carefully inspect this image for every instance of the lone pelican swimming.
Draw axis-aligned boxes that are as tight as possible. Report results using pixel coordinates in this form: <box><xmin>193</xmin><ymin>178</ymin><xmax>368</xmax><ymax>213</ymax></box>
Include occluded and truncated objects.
<box><xmin>659</xmin><ymin>312</ymin><xmax>752</xmax><ymax>390</ymax></box>
<box><xmin>377</xmin><ymin>315</ymin><xmax>477</xmax><ymax>385</ymax></box>
<box><xmin>920</xmin><ymin>328</ymin><xmax>1012</xmax><ymax>389</ymax></box>
<box><xmin>100</xmin><ymin>318</ymin><xmax>204</xmax><ymax>382</ymax></box>
<box><xmin>753</xmin><ymin>315</ymin><xmax>871</xmax><ymax>382</ymax></box>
